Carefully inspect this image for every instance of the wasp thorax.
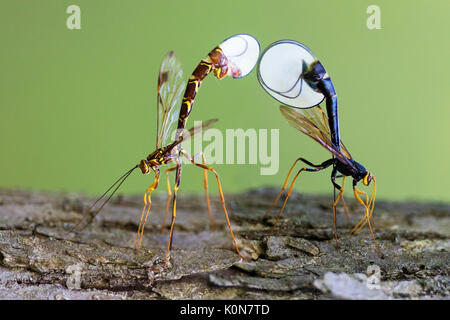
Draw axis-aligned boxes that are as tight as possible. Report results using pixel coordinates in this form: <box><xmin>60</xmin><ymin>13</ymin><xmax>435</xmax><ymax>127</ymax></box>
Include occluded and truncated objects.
<box><xmin>138</xmin><ymin>160</ymin><xmax>150</xmax><ymax>174</ymax></box>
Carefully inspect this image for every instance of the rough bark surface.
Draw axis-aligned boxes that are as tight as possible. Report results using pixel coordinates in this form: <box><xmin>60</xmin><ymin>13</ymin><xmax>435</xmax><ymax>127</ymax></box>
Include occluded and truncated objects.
<box><xmin>0</xmin><ymin>188</ymin><xmax>448</xmax><ymax>300</ymax></box>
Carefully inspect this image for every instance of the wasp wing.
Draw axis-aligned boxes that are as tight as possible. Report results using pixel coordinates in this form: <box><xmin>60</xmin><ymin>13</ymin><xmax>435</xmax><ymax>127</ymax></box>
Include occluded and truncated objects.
<box><xmin>161</xmin><ymin>118</ymin><xmax>219</xmax><ymax>160</ymax></box>
<box><xmin>280</xmin><ymin>105</ymin><xmax>354</xmax><ymax>168</ymax></box>
<box><xmin>181</xmin><ymin>118</ymin><xmax>218</xmax><ymax>141</ymax></box>
<box><xmin>299</xmin><ymin>106</ymin><xmax>352</xmax><ymax>160</ymax></box>
<box><xmin>156</xmin><ymin>51</ymin><xmax>186</xmax><ymax>148</ymax></box>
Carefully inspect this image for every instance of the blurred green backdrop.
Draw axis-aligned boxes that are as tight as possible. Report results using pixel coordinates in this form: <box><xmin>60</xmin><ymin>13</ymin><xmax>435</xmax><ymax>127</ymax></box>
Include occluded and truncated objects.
<box><xmin>1</xmin><ymin>0</ymin><xmax>449</xmax><ymax>202</ymax></box>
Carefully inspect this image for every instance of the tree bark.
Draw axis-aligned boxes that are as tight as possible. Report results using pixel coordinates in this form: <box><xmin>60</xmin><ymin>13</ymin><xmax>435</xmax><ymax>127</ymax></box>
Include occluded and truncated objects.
<box><xmin>0</xmin><ymin>188</ymin><xmax>448</xmax><ymax>299</ymax></box>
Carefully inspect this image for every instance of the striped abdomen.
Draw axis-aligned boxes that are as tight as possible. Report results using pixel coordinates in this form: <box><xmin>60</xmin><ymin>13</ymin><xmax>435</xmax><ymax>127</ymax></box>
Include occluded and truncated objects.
<box><xmin>177</xmin><ymin>46</ymin><xmax>229</xmax><ymax>132</ymax></box>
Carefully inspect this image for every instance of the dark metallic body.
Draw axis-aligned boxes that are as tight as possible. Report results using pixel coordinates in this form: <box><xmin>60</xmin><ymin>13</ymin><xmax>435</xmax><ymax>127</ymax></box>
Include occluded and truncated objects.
<box><xmin>259</xmin><ymin>41</ymin><xmax>381</xmax><ymax>257</ymax></box>
<box><xmin>302</xmin><ymin>60</ymin><xmax>340</xmax><ymax>150</ymax></box>
<box><xmin>299</xmin><ymin>157</ymin><xmax>369</xmax><ymax>191</ymax></box>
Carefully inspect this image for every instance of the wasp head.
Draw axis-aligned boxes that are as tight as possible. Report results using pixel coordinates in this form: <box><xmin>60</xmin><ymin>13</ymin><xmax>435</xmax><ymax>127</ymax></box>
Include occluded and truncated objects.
<box><xmin>138</xmin><ymin>159</ymin><xmax>159</xmax><ymax>175</ymax></box>
<box><xmin>363</xmin><ymin>171</ymin><xmax>374</xmax><ymax>186</ymax></box>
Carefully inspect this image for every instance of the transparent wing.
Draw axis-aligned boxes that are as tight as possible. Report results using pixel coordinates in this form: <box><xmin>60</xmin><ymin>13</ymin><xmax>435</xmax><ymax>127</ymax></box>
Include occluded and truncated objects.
<box><xmin>258</xmin><ymin>40</ymin><xmax>325</xmax><ymax>109</ymax></box>
<box><xmin>280</xmin><ymin>105</ymin><xmax>354</xmax><ymax>168</ymax></box>
<box><xmin>181</xmin><ymin>118</ymin><xmax>218</xmax><ymax>142</ymax></box>
<box><xmin>156</xmin><ymin>51</ymin><xmax>186</xmax><ymax>148</ymax></box>
<box><xmin>298</xmin><ymin>106</ymin><xmax>352</xmax><ymax>160</ymax></box>
<box><xmin>220</xmin><ymin>34</ymin><xmax>260</xmax><ymax>78</ymax></box>
<box><xmin>164</xmin><ymin>119</ymin><xmax>219</xmax><ymax>155</ymax></box>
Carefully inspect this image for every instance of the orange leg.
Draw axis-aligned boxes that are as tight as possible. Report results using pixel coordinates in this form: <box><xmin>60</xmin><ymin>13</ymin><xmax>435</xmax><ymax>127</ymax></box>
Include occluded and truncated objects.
<box><xmin>160</xmin><ymin>166</ymin><xmax>177</xmax><ymax>233</ymax></box>
<box><xmin>330</xmin><ymin>177</ymin><xmax>354</xmax><ymax>241</ymax></box>
<box><xmin>367</xmin><ymin>179</ymin><xmax>377</xmax><ymax>230</ymax></box>
<box><xmin>135</xmin><ymin>171</ymin><xmax>160</xmax><ymax>250</ymax></box>
<box><xmin>181</xmin><ymin>150</ymin><xmax>243</xmax><ymax>260</ymax></box>
<box><xmin>340</xmin><ymin>195</ymin><xmax>354</xmax><ymax>227</ymax></box>
<box><xmin>179</xmin><ymin>151</ymin><xmax>215</xmax><ymax>229</ymax></box>
<box><xmin>335</xmin><ymin>176</ymin><xmax>353</xmax><ymax>226</ymax></box>
<box><xmin>164</xmin><ymin>162</ymin><xmax>182</xmax><ymax>268</ymax></box>
<box><xmin>261</xmin><ymin>157</ymin><xmax>303</xmax><ymax>221</ymax></box>
<box><xmin>352</xmin><ymin>178</ymin><xmax>377</xmax><ymax>234</ymax></box>
<box><xmin>268</xmin><ymin>165</ymin><xmax>326</xmax><ymax>237</ymax></box>
<box><xmin>202</xmin><ymin>153</ymin><xmax>215</xmax><ymax>229</ymax></box>
<box><xmin>350</xmin><ymin>188</ymin><xmax>370</xmax><ymax>234</ymax></box>
<box><xmin>331</xmin><ymin>177</ymin><xmax>347</xmax><ymax>247</ymax></box>
<box><xmin>352</xmin><ymin>186</ymin><xmax>383</xmax><ymax>258</ymax></box>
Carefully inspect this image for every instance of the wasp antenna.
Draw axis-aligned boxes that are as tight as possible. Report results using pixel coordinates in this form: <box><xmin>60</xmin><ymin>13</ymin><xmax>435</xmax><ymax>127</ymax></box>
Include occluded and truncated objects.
<box><xmin>89</xmin><ymin>165</ymin><xmax>138</xmax><ymax>210</ymax></box>
<box><xmin>68</xmin><ymin>165</ymin><xmax>138</xmax><ymax>234</ymax></box>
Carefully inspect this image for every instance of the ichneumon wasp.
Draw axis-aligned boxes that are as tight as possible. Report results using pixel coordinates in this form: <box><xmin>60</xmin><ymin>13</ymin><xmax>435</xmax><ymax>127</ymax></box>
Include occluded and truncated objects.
<box><xmin>71</xmin><ymin>34</ymin><xmax>260</xmax><ymax>268</ymax></box>
<box><xmin>257</xmin><ymin>40</ymin><xmax>382</xmax><ymax>257</ymax></box>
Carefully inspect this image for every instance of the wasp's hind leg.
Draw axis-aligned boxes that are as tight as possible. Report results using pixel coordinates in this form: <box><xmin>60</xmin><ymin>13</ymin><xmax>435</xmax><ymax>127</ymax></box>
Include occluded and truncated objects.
<box><xmin>181</xmin><ymin>150</ymin><xmax>243</xmax><ymax>260</ymax></box>
<box><xmin>330</xmin><ymin>167</ymin><xmax>346</xmax><ymax>247</ymax></box>
<box><xmin>332</xmin><ymin>173</ymin><xmax>354</xmax><ymax>227</ymax></box>
<box><xmin>164</xmin><ymin>161</ymin><xmax>182</xmax><ymax>268</ymax></box>
<box><xmin>268</xmin><ymin>158</ymin><xmax>334</xmax><ymax>237</ymax></box>
<box><xmin>200</xmin><ymin>153</ymin><xmax>215</xmax><ymax>229</ymax></box>
<box><xmin>160</xmin><ymin>166</ymin><xmax>178</xmax><ymax>233</ymax></box>
<box><xmin>262</xmin><ymin>157</ymin><xmax>334</xmax><ymax>222</ymax></box>
<box><xmin>339</xmin><ymin>192</ymin><xmax>353</xmax><ymax>227</ymax></box>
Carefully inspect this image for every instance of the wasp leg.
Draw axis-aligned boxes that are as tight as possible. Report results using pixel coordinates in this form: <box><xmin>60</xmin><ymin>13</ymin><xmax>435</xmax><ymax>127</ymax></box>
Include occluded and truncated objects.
<box><xmin>330</xmin><ymin>167</ymin><xmax>343</xmax><ymax>247</ymax></box>
<box><xmin>352</xmin><ymin>186</ymin><xmax>384</xmax><ymax>258</ymax></box>
<box><xmin>366</xmin><ymin>179</ymin><xmax>377</xmax><ymax>230</ymax></box>
<box><xmin>164</xmin><ymin>161</ymin><xmax>182</xmax><ymax>268</ymax></box>
<box><xmin>262</xmin><ymin>157</ymin><xmax>334</xmax><ymax>222</ymax></box>
<box><xmin>201</xmin><ymin>153</ymin><xmax>215</xmax><ymax>229</ymax></box>
<box><xmin>350</xmin><ymin>188</ymin><xmax>371</xmax><ymax>235</ymax></box>
<box><xmin>365</xmin><ymin>178</ymin><xmax>377</xmax><ymax>230</ymax></box>
<box><xmin>135</xmin><ymin>170</ymin><xmax>160</xmax><ymax>250</ymax></box>
<box><xmin>160</xmin><ymin>166</ymin><xmax>178</xmax><ymax>233</ymax></box>
<box><xmin>182</xmin><ymin>152</ymin><xmax>215</xmax><ymax>229</ymax></box>
<box><xmin>269</xmin><ymin>163</ymin><xmax>331</xmax><ymax>237</ymax></box>
<box><xmin>181</xmin><ymin>150</ymin><xmax>243</xmax><ymax>260</ymax></box>
<box><xmin>339</xmin><ymin>195</ymin><xmax>353</xmax><ymax>226</ymax></box>
<box><xmin>333</xmin><ymin>174</ymin><xmax>353</xmax><ymax>227</ymax></box>
<box><xmin>352</xmin><ymin>178</ymin><xmax>377</xmax><ymax>234</ymax></box>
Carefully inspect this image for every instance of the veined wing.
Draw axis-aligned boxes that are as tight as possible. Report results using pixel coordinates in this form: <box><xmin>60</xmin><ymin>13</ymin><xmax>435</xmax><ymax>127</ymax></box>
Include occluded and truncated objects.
<box><xmin>164</xmin><ymin>119</ymin><xmax>219</xmax><ymax>155</ymax></box>
<box><xmin>299</xmin><ymin>106</ymin><xmax>352</xmax><ymax>159</ymax></box>
<box><xmin>156</xmin><ymin>51</ymin><xmax>186</xmax><ymax>148</ymax></box>
<box><xmin>279</xmin><ymin>105</ymin><xmax>354</xmax><ymax>168</ymax></box>
<box><xmin>181</xmin><ymin>118</ymin><xmax>218</xmax><ymax>141</ymax></box>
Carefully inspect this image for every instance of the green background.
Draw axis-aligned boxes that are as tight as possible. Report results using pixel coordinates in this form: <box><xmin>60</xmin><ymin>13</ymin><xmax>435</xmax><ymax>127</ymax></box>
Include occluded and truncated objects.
<box><xmin>1</xmin><ymin>0</ymin><xmax>449</xmax><ymax>202</ymax></box>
